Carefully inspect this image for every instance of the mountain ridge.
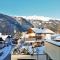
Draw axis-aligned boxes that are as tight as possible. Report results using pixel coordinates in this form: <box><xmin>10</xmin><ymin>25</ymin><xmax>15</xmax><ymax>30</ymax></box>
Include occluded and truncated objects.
<box><xmin>14</xmin><ymin>16</ymin><xmax>60</xmax><ymax>21</ymax></box>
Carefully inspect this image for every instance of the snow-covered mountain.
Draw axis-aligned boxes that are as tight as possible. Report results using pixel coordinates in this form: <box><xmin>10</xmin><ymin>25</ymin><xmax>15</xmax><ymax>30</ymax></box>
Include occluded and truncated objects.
<box><xmin>20</xmin><ymin>16</ymin><xmax>50</xmax><ymax>21</ymax></box>
<box><xmin>19</xmin><ymin>16</ymin><xmax>60</xmax><ymax>21</ymax></box>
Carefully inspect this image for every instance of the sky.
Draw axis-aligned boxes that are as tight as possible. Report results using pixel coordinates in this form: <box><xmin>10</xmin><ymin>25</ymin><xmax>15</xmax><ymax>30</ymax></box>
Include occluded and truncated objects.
<box><xmin>0</xmin><ymin>0</ymin><xmax>60</xmax><ymax>18</ymax></box>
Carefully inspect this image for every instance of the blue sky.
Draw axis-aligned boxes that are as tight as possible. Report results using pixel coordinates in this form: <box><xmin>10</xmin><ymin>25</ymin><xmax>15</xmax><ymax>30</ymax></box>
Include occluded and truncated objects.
<box><xmin>0</xmin><ymin>0</ymin><xmax>60</xmax><ymax>18</ymax></box>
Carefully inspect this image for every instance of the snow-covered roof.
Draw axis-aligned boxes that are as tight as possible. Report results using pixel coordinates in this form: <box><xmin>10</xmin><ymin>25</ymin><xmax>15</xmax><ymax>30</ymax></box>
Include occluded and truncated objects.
<box><xmin>25</xmin><ymin>41</ymin><xmax>35</xmax><ymax>43</ymax></box>
<box><xmin>31</xmin><ymin>28</ymin><xmax>54</xmax><ymax>34</ymax></box>
<box><xmin>46</xmin><ymin>39</ymin><xmax>60</xmax><ymax>46</ymax></box>
<box><xmin>51</xmin><ymin>34</ymin><xmax>60</xmax><ymax>37</ymax></box>
<box><xmin>25</xmin><ymin>40</ymin><xmax>43</xmax><ymax>43</ymax></box>
<box><xmin>51</xmin><ymin>34</ymin><xmax>60</xmax><ymax>40</ymax></box>
<box><xmin>54</xmin><ymin>36</ymin><xmax>60</xmax><ymax>40</ymax></box>
<box><xmin>31</xmin><ymin>28</ymin><xmax>42</xmax><ymax>34</ymax></box>
<box><xmin>0</xmin><ymin>33</ymin><xmax>8</xmax><ymax>40</ymax></box>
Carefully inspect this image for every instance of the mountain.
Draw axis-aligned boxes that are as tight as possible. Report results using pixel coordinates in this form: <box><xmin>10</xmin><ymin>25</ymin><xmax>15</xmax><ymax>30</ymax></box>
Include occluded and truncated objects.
<box><xmin>19</xmin><ymin>16</ymin><xmax>60</xmax><ymax>21</ymax></box>
<box><xmin>0</xmin><ymin>14</ymin><xmax>33</xmax><ymax>35</ymax></box>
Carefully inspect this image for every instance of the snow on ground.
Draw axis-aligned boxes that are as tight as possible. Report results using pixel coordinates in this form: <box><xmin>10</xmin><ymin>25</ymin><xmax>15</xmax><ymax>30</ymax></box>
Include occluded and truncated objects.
<box><xmin>0</xmin><ymin>45</ymin><xmax>12</xmax><ymax>60</ymax></box>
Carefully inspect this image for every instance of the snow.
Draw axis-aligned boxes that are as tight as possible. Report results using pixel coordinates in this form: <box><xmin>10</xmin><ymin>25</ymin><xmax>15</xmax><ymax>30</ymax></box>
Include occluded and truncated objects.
<box><xmin>46</xmin><ymin>39</ymin><xmax>60</xmax><ymax>46</ymax></box>
<box><xmin>31</xmin><ymin>28</ymin><xmax>54</xmax><ymax>34</ymax></box>
<box><xmin>0</xmin><ymin>33</ymin><xmax>8</xmax><ymax>40</ymax></box>
<box><xmin>54</xmin><ymin>36</ymin><xmax>60</xmax><ymax>40</ymax></box>
<box><xmin>0</xmin><ymin>45</ymin><xmax>12</xmax><ymax>60</ymax></box>
<box><xmin>22</xmin><ymin>16</ymin><xmax>51</xmax><ymax>21</ymax></box>
<box><xmin>25</xmin><ymin>41</ymin><xmax>36</xmax><ymax>43</ymax></box>
<box><xmin>51</xmin><ymin>34</ymin><xmax>60</xmax><ymax>40</ymax></box>
<box><xmin>31</xmin><ymin>28</ymin><xmax>42</xmax><ymax>34</ymax></box>
<box><xmin>51</xmin><ymin>34</ymin><xmax>60</xmax><ymax>37</ymax></box>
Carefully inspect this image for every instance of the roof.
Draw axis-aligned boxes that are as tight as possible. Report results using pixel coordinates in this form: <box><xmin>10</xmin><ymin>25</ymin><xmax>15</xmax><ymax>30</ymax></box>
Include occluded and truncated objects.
<box><xmin>0</xmin><ymin>33</ymin><xmax>8</xmax><ymax>40</ymax></box>
<box><xmin>51</xmin><ymin>34</ymin><xmax>60</xmax><ymax>37</ymax></box>
<box><xmin>54</xmin><ymin>35</ymin><xmax>60</xmax><ymax>40</ymax></box>
<box><xmin>31</xmin><ymin>28</ymin><xmax>55</xmax><ymax>34</ymax></box>
<box><xmin>51</xmin><ymin>34</ymin><xmax>60</xmax><ymax>40</ymax></box>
